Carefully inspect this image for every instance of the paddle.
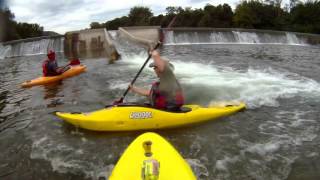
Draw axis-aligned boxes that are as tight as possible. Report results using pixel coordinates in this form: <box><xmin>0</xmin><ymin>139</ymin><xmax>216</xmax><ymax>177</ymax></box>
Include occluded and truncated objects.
<box><xmin>57</xmin><ymin>63</ymin><xmax>71</xmax><ymax>74</ymax></box>
<box><xmin>113</xmin><ymin>42</ymin><xmax>161</xmax><ymax>105</ymax></box>
<box><xmin>58</xmin><ymin>58</ymin><xmax>81</xmax><ymax>73</ymax></box>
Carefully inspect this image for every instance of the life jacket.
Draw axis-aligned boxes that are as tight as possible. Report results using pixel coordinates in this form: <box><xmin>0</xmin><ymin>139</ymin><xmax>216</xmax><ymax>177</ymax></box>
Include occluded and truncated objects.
<box><xmin>42</xmin><ymin>59</ymin><xmax>59</xmax><ymax>76</ymax></box>
<box><xmin>150</xmin><ymin>81</ymin><xmax>184</xmax><ymax>111</ymax></box>
<box><xmin>42</xmin><ymin>60</ymin><xmax>49</xmax><ymax>76</ymax></box>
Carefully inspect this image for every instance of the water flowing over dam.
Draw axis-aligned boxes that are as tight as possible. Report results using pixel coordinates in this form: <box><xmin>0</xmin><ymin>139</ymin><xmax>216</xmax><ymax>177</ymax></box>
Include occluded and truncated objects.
<box><xmin>164</xmin><ymin>29</ymin><xmax>309</xmax><ymax>45</ymax></box>
<box><xmin>1</xmin><ymin>28</ymin><xmax>319</xmax><ymax>60</ymax></box>
<box><xmin>0</xmin><ymin>36</ymin><xmax>64</xmax><ymax>59</ymax></box>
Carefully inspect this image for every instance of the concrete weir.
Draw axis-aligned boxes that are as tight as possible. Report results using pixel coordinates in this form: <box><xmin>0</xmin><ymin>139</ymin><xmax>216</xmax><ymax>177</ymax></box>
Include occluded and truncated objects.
<box><xmin>119</xmin><ymin>26</ymin><xmax>160</xmax><ymax>48</ymax></box>
<box><xmin>64</xmin><ymin>28</ymin><xmax>120</xmax><ymax>61</ymax></box>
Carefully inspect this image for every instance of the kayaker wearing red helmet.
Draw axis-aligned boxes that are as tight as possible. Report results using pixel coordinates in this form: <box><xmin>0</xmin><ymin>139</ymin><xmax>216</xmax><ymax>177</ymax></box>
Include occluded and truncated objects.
<box><xmin>42</xmin><ymin>50</ymin><xmax>64</xmax><ymax>76</ymax></box>
<box><xmin>129</xmin><ymin>50</ymin><xmax>184</xmax><ymax>111</ymax></box>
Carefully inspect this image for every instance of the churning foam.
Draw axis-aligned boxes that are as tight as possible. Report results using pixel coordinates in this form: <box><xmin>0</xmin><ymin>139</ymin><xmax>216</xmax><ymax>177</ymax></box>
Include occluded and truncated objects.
<box><xmin>117</xmin><ymin>54</ymin><xmax>320</xmax><ymax>108</ymax></box>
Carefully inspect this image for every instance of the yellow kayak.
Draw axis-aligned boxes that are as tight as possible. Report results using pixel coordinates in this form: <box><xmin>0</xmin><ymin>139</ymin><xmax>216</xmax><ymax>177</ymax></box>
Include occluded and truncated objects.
<box><xmin>21</xmin><ymin>65</ymin><xmax>86</xmax><ymax>88</ymax></box>
<box><xmin>109</xmin><ymin>132</ymin><xmax>196</xmax><ymax>180</ymax></box>
<box><xmin>55</xmin><ymin>101</ymin><xmax>245</xmax><ymax>131</ymax></box>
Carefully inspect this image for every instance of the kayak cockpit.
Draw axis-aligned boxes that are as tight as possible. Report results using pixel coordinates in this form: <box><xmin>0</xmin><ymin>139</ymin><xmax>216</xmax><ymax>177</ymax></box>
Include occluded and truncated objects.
<box><xmin>105</xmin><ymin>103</ymin><xmax>193</xmax><ymax>113</ymax></box>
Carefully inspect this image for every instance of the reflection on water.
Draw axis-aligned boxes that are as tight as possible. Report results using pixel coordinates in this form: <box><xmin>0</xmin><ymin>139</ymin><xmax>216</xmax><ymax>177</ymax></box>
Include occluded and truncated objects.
<box><xmin>43</xmin><ymin>81</ymin><xmax>63</xmax><ymax>100</ymax></box>
<box><xmin>0</xmin><ymin>89</ymin><xmax>8</xmax><ymax>113</ymax></box>
<box><xmin>43</xmin><ymin>81</ymin><xmax>65</xmax><ymax>108</ymax></box>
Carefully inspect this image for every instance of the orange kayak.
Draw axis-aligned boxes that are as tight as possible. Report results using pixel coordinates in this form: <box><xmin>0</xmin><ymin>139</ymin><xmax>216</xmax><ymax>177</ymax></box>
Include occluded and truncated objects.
<box><xmin>21</xmin><ymin>65</ymin><xmax>86</xmax><ymax>88</ymax></box>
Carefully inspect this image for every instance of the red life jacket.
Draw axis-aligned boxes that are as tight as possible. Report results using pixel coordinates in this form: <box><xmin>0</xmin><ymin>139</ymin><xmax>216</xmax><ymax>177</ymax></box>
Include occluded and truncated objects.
<box><xmin>42</xmin><ymin>60</ymin><xmax>49</xmax><ymax>76</ymax></box>
<box><xmin>150</xmin><ymin>81</ymin><xmax>184</xmax><ymax>110</ymax></box>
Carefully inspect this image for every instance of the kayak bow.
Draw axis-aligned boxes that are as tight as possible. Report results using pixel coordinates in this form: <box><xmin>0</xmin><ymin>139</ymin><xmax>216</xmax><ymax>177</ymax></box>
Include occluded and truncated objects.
<box><xmin>109</xmin><ymin>132</ymin><xmax>196</xmax><ymax>180</ymax></box>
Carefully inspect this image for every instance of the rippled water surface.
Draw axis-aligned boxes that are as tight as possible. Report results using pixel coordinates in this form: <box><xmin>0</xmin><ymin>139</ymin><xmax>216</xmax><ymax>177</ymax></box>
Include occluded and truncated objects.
<box><xmin>0</xmin><ymin>37</ymin><xmax>320</xmax><ymax>180</ymax></box>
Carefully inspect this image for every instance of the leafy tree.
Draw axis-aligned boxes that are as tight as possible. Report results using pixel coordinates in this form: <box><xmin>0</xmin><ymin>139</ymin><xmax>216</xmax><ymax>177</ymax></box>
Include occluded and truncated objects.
<box><xmin>128</xmin><ymin>6</ymin><xmax>153</xmax><ymax>26</ymax></box>
<box><xmin>90</xmin><ymin>22</ymin><xmax>104</xmax><ymax>29</ymax></box>
<box><xmin>105</xmin><ymin>16</ymin><xmax>130</xmax><ymax>30</ymax></box>
<box><xmin>16</xmin><ymin>22</ymin><xmax>43</xmax><ymax>39</ymax></box>
<box><xmin>150</xmin><ymin>14</ymin><xmax>164</xmax><ymax>26</ymax></box>
<box><xmin>0</xmin><ymin>8</ymin><xmax>19</xmax><ymax>41</ymax></box>
<box><xmin>199</xmin><ymin>4</ymin><xmax>233</xmax><ymax>28</ymax></box>
<box><xmin>290</xmin><ymin>0</ymin><xmax>320</xmax><ymax>33</ymax></box>
<box><xmin>265</xmin><ymin>0</ymin><xmax>283</xmax><ymax>7</ymax></box>
<box><xmin>289</xmin><ymin>0</ymin><xmax>301</xmax><ymax>10</ymax></box>
<box><xmin>0</xmin><ymin>8</ymin><xmax>44</xmax><ymax>42</ymax></box>
<box><xmin>165</xmin><ymin>6</ymin><xmax>183</xmax><ymax>15</ymax></box>
<box><xmin>174</xmin><ymin>7</ymin><xmax>194</xmax><ymax>27</ymax></box>
<box><xmin>92</xmin><ymin>2</ymin><xmax>320</xmax><ymax>34</ymax></box>
<box><xmin>233</xmin><ymin>0</ymin><xmax>286</xmax><ymax>30</ymax></box>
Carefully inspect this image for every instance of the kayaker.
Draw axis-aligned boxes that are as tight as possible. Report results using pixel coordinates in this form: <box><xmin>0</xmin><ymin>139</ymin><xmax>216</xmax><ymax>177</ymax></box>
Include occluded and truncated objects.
<box><xmin>129</xmin><ymin>50</ymin><xmax>184</xmax><ymax>111</ymax></box>
<box><xmin>42</xmin><ymin>50</ymin><xmax>64</xmax><ymax>76</ymax></box>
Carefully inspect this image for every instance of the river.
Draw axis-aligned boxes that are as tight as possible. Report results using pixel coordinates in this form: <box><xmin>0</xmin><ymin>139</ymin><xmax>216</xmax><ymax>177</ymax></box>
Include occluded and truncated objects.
<box><xmin>0</xmin><ymin>31</ymin><xmax>320</xmax><ymax>180</ymax></box>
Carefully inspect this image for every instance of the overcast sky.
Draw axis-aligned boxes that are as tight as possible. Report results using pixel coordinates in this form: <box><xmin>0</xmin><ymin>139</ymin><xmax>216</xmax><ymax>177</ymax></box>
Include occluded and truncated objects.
<box><xmin>6</xmin><ymin>0</ymin><xmax>243</xmax><ymax>34</ymax></box>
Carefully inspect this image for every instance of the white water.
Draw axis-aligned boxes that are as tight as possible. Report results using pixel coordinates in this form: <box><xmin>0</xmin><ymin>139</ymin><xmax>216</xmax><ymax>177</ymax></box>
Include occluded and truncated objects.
<box><xmin>30</xmin><ymin>135</ymin><xmax>113</xmax><ymax>179</ymax></box>
<box><xmin>0</xmin><ymin>43</ymin><xmax>11</xmax><ymax>59</ymax></box>
<box><xmin>223</xmin><ymin>110</ymin><xmax>317</xmax><ymax>179</ymax></box>
<box><xmin>164</xmin><ymin>31</ymin><xmax>308</xmax><ymax>46</ymax></box>
<box><xmin>116</xmin><ymin>52</ymin><xmax>320</xmax><ymax>108</ymax></box>
<box><xmin>0</xmin><ymin>30</ymin><xmax>310</xmax><ymax>59</ymax></box>
<box><xmin>0</xmin><ymin>38</ymin><xmax>64</xmax><ymax>59</ymax></box>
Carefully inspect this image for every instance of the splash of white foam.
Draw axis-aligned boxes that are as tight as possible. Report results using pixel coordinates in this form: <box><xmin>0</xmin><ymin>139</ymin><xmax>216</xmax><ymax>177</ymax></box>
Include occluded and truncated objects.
<box><xmin>215</xmin><ymin>156</ymin><xmax>240</xmax><ymax>171</ymax></box>
<box><xmin>186</xmin><ymin>158</ymin><xmax>209</xmax><ymax>178</ymax></box>
<box><xmin>174</xmin><ymin>61</ymin><xmax>320</xmax><ymax>108</ymax></box>
<box><xmin>110</xmin><ymin>50</ymin><xmax>320</xmax><ymax>108</ymax></box>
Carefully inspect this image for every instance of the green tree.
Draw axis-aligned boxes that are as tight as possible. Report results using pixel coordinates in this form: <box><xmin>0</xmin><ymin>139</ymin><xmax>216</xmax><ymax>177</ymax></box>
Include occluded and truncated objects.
<box><xmin>89</xmin><ymin>2</ymin><xmax>320</xmax><ymax>34</ymax></box>
<box><xmin>1</xmin><ymin>8</ymin><xmax>44</xmax><ymax>42</ymax></box>
<box><xmin>160</xmin><ymin>6</ymin><xmax>183</xmax><ymax>27</ymax></box>
<box><xmin>128</xmin><ymin>6</ymin><xmax>153</xmax><ymax>26</ymax></box>
<box><xmin>199</xmin><ymin>4</ymin><xmax>233</xmax><ymax>28</ymax></box>
<box><xmin>105</xmin><ymin>16</ymin><xmax>130</xmax><ymax>30</ymax></box>
<box><xmin>290</xmin><ymin>0</ymin><xmax>320</xmax><ymax>33</ymax></box>
<box><xmin>233</xmin><ymin>0</ymin><xmax>286</xmax><ymax>30</ymax></box>
<box><xmin>16</xmin><ymin>22</ymin><xmax>43</xmax><ymax>39</ymax></box>
<box><xmin>90</xmin><ymin>22</ymin><xmax>104</xmax><ymax>29</ymax></box>
<box><xmin>150</xmin><ymin>14</ymin><xmax>164</xmax><ymax>26</ymax></box>
<box><xmin>0</xmin><ymin>8</ymin><xmax>19</xmax><ymax>41</ymax></box>
<box><xmin>165</xmin><ymin>6</ymin><xmax>183</xmax><ymax>15</ymax></box>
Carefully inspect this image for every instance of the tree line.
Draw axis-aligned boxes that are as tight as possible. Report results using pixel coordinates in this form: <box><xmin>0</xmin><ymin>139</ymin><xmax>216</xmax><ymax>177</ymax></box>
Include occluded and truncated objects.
<box><xmin>1</xmin><ymin>0</ymin><xmax>319</xmax><ymax>42</ymax></box>
<box><xmin>90</xmin><ymin>0</ymin><xmax>320</xmax><ymax>34</ymax></box>
<box><xmin>0</xmin><ymin>8</ymin><xmax>44</xmax><ymax>42</ymax></box>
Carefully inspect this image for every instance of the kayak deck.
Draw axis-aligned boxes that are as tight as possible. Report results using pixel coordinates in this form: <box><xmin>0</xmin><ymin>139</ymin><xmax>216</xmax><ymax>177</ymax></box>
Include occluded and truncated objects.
<box><xmin>109</xmin><ymin>132</ymin><xmax>196</xmax><ymax>180</ymax></box>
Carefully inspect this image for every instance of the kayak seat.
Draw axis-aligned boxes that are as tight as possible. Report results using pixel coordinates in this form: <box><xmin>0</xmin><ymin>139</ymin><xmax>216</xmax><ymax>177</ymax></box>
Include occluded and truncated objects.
<box><xmin>178</xmin><ymin>106</ymin><xmax>192</xmax><ymax>113</ymax></box>
<box><xmin>161</xmin><ymin>106</ymin><xmax>192</xmax><ymax>113</ymax></box>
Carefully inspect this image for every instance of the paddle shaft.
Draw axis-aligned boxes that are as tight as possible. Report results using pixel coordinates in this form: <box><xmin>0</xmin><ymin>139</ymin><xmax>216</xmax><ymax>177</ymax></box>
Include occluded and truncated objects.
<box><xmin>57</xmin><ymin>63</ymin><xmax>71</xmax><ymax>73</ymax></box>
<box><xmin>61</xmin><ymin>63</ymin><xmax>70</xmax><ymax>69</ymax></box>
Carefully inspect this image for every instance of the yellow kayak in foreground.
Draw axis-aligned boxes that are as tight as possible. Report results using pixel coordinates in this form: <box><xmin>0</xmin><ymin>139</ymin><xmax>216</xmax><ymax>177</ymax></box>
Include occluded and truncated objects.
<box><xmin>21</xmin><ymin>65</ymin><xmax>86</xmax><ymax>88</ymax></box>
<box><xmin>56</xmin><ymin>101</ymin><xmax>246</xmax><ymax>131</ymax></box>
<box><xmin>109</xmin><ymin>132</ymin><xmax>196</xmax><ymax>180</ymax></box>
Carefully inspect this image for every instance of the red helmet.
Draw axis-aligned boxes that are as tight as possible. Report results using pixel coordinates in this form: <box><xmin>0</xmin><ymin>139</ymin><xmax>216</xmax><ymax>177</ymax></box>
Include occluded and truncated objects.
<box><xmin>47</xmin><ymin>50</ymin><xmax>55</xmax><ymax>61</ymax></box>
